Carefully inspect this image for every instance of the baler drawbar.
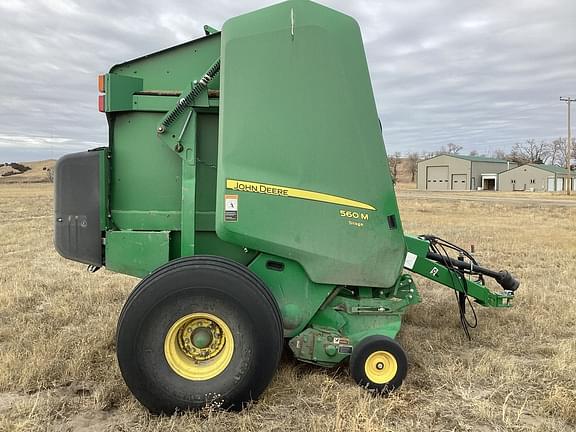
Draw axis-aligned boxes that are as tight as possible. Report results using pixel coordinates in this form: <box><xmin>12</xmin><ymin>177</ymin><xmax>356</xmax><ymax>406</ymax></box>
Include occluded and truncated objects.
<box><xmin>406</xmin><ymin>235</ymin><xmax>518</xmax><ymax>307</ymax></box>
<box><xmin>54</xmin><ymin>0</ymin><xmax>519</xmax><ymax>414</ymax></box>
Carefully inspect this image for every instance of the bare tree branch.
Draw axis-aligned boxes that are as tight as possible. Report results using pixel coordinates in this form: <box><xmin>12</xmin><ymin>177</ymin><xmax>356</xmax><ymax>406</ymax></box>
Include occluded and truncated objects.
<box><xmin>508</xmin><ymin>139</ymin><xmax>548</xmax><ymax>164</ymax></box>
<box><xmin>407</xmin><ymin>152</ymin><xmax>419</xmax><ymax>182</ymax></box>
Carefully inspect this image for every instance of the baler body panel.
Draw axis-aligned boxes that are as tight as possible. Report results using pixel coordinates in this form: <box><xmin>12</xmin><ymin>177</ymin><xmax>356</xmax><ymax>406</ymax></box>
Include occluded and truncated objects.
<box><xmin>216</xmin><ymin>0</ymin><xmax>405</xmax><ymax>288</ymax></box>
<box><xmin>98</xmin><ymin>33</ymin><xmax>254</xmax><ymax>275</ymax></box>
<box><xmin>110</xmin><ymin>111</ymin><xmax>182</xmax><ymax>231</ymax></box>
<box><xmin>108</xmin><ymin>34</ymin><xmax>221</xmax><ymax>105</ymax></box>
<box><xmin>107</xmin><ymin>35</ymin><xmax>221</xmax><ymax>232</ymax></box>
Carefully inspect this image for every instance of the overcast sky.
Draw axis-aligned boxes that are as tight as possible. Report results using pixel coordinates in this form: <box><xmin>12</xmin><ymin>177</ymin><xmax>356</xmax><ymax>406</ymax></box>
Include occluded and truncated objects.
<box><xmin>0</xmin><ymin>0</ymin><xmax>574</xmax><ymax>162</ymax></box>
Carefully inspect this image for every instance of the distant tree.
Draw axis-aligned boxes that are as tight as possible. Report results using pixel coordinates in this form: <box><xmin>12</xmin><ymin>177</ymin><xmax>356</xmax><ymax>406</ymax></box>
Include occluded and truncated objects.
<box><xmin>46</xmin><ymin>168</ymin><xmax>55</xmax><ymax>183</ymax></box>
<box><xmin>469</xmin><ymin>150</ymin><xmax>479</xmax><ymax>156</ymax></box>
<box><xmin>443</xmin><ymin>143</ymin><xmax>463</xmax><ymax>154</ymax></box>
<box><xmin>492</xmin><ymin>148</ymin><xmax>508</xmax><ymax>160</ymax></box>
<box><xmin>407</xmin><ymin>152</ymin><xmax>419</xmax><ymax>182</ymax></box>
<box><xmin>548</xmin><ymin>137</ymin><xmax>576</xmax><ymax>167</ymax></box>
<box><xmin>508</xmin><ymin>139</ymin><xmax>548</xmax><ymax>164</ymax></box>
<box><xmin>430</xmin><ymin>143</ymin><xmax>462</xmax><ymax>157</ymax></box>
<box><xmin>547</xmin><ymin>138</ymin><xmax>564</xmax><ymax>166</ymax></box>
<box><xmin>388</xmin><ymin>152</ymin><xmax>401</xmax><ymax>183</ymax></box>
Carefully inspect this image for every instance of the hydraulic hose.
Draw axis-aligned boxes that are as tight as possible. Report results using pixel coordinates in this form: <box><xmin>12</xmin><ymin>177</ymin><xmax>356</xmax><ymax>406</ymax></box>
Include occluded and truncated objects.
<box><xmin>426</xmin><ymin>251</ymin><xmax>520</xmax><ymax>292</ymax></box>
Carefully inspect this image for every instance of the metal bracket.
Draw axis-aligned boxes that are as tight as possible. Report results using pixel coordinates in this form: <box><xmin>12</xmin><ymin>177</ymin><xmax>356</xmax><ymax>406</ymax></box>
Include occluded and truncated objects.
<box><xmin>174</xmin><ymin>110</ymin><xmax>194</xmax><ymax>153</ymax></box>
<box><xmin>156</xmin><ymin>59</ymin><xmax>220</xmax><ymax>158</ymax></box>
<box><xmin>204</xmin><ymin>25</ymin><xmax>219</xmax><ymax>35</ymax></box>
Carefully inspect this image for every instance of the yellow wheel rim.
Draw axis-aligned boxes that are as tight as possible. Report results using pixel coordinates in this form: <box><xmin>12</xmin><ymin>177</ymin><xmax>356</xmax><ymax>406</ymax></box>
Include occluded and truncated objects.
<box><xmin>164</xmin><ymin>312</ymin><xmax>234</xmax><ymax>381</ymax></box>
<box><xmin>364</xmin><ymin>350</ymin><xmax>398</xmax><ymax>384</ymax></box>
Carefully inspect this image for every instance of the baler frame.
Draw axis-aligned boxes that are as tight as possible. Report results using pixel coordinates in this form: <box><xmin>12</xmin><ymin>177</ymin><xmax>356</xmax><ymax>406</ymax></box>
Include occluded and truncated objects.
<box><xmin>54</xmin><ymin>0</ymin><xmax>519</xmax><ymax>414</ymax></box>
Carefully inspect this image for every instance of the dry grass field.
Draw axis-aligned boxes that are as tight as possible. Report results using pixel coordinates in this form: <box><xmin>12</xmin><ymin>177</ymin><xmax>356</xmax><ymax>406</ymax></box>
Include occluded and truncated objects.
<box><xmin>0</xmin><ymin>183</ymin><xmax>575</xmax><ymax>431</ymax></box>
<box><xmin>0</xmin><ymin>161</ymin><xmax>55</xmax><ymax>184</ymax></box>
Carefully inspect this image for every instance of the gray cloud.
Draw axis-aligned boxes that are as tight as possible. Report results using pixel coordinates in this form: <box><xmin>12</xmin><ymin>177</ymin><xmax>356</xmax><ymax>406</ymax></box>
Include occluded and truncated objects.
<box><xmin>0</xmin><ymin>0</ymin><xmax>574</xmax><ymax>162</ymax></box>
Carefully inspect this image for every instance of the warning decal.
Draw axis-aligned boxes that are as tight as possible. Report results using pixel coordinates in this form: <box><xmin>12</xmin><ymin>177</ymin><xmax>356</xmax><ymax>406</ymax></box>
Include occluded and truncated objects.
<box><xmin>224</xmin><ymin>195</ymin><xmax>238</xmax><ymax>222</ymax></box>
<box><xmin>403</xmin><ymin>252</ymin><xmax>417</xmax><ymax>270</ymax></box>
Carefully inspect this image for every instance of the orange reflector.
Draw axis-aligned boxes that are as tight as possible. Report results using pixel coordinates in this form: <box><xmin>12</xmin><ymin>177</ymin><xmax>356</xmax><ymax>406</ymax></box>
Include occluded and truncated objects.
<box><xmin>98</xmin><ymin>74</ymin><xmax>105</xmax><ymax>93</ymax></box>
<box><xmin>98</xmin><ymin>95</ymin><xmax>105</xmax><ymax>112</ymax></box>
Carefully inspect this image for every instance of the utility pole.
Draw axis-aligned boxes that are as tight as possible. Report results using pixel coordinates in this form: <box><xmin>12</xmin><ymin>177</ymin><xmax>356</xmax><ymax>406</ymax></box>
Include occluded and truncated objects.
<box><xmin>560</xmin><ymin>97</ymin><xmax>575</xmax><ymax>195</ymax></box>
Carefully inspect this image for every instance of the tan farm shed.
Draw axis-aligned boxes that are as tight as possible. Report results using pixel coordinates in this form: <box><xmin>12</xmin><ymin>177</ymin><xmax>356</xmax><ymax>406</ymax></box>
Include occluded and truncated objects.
<box><xmin>498</xmin><ymin>164</ymin><xmax>576</xmax><ymax>192</ymax></box>
<box><xmin>417</xmin><ymin>154</ymin><xmax>515</xmax><ymax>191</ymax></box>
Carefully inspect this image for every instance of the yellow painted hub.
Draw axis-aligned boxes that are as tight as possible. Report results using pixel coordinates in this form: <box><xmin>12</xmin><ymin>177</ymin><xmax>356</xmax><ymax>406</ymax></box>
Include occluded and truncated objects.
<box><xmin>364</xmin><ymin>350</ymin><xmax>398</xmax><ymax>384</ymax></box>
<box><xmin>164</xmin><ymin>312</ymin><xmax>234</xmax><ymax>381</ymax></box>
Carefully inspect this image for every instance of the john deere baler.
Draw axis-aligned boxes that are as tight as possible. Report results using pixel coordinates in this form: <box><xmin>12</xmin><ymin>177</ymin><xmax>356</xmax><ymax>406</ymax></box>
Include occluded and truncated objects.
<box><xmin>54</xmin><ymin>0</ymin><xmax>518</xmax><ymax>413</ymax></box>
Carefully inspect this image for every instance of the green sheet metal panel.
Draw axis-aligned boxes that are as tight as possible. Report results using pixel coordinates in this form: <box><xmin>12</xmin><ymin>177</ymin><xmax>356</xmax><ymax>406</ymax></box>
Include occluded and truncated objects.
<box><xmin>216</xmin><ymin>0</ymin><xmax>406</xmax><ymax>288</ymax></box>
<box><xmin>195</xmin><ymin>232</ymin><xmax>257</xmax><ymax>265</ymax></box>
<box><xmin>109</xmin><ymin>33</ymin><xmax>221</xmax><ymax>92</ymax></box>
<box><xmin>110</xmin><ymin>112</ymin><xmax>182</xmax><ymax>231</ymax></box>
<box><xmin>195</xmin><ymin>114</ymin><xmax>219</xmax><ymax>231</ymax></box>
<box><xmin>110</xmin><ymin>112</ymin><xmax>220</xmax><ymax>232</ymax></box>
<box><xmin>248</xmin><ymin>254</ymin><xmax>335</xmax><ymax>338</ymax></box>
<box><xmin>108</xmin><ymin>33</ymin><xmax>222</xmax><ymax>232</ymax></box>
<box><xmin>106</xmin><ymin>231</ymin><xmax>170</xmax><ymax>278</ymax></box>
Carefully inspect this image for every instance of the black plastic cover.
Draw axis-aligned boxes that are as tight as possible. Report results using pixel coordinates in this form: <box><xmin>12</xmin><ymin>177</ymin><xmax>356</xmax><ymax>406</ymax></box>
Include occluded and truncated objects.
<box><xmin>54</xmin><ymin>150</ymin><xmax>103</xmax><ymax>266</ymax></box>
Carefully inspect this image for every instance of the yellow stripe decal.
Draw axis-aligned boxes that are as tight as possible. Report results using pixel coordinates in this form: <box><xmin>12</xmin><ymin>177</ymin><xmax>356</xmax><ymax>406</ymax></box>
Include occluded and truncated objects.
<box><xmin>226</xmin><ymin>179</ymin><xmax>376</xmax><ymax>211</ymax></box>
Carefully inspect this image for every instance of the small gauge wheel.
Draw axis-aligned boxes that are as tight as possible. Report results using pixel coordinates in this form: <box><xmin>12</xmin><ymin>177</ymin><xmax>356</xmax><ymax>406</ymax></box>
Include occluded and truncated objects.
<box><xmin>350</xmin><ymin>336</ymin><xmax>408</xmax><ymax>394</ymax></box>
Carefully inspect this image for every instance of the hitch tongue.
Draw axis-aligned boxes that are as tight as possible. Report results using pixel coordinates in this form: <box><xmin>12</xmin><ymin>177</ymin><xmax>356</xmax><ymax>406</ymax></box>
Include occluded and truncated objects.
<box><xmin>426</xmin><ymin>251</ymin><xmax>520</xmax><ymax>292</ymax></box>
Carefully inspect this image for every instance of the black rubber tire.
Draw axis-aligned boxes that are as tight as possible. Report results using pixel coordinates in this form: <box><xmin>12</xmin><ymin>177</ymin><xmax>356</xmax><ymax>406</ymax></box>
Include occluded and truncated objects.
<box><xmin>116</xmin><ymin>256</ymin><xmax>284</xmax><ymax>413</ymax></box>
<box><xmin>349</xmin><ymin>336</ymin><xmax>408</xmax><ymax>394</ymax></box>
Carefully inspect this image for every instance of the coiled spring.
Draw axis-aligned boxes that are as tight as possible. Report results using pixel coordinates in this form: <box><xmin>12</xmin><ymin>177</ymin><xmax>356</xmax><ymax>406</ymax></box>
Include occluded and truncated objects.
<box><xmin>160</xmin><ymin>59</ymin><xmax>221</xmax><ymax>130</ymax></box>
